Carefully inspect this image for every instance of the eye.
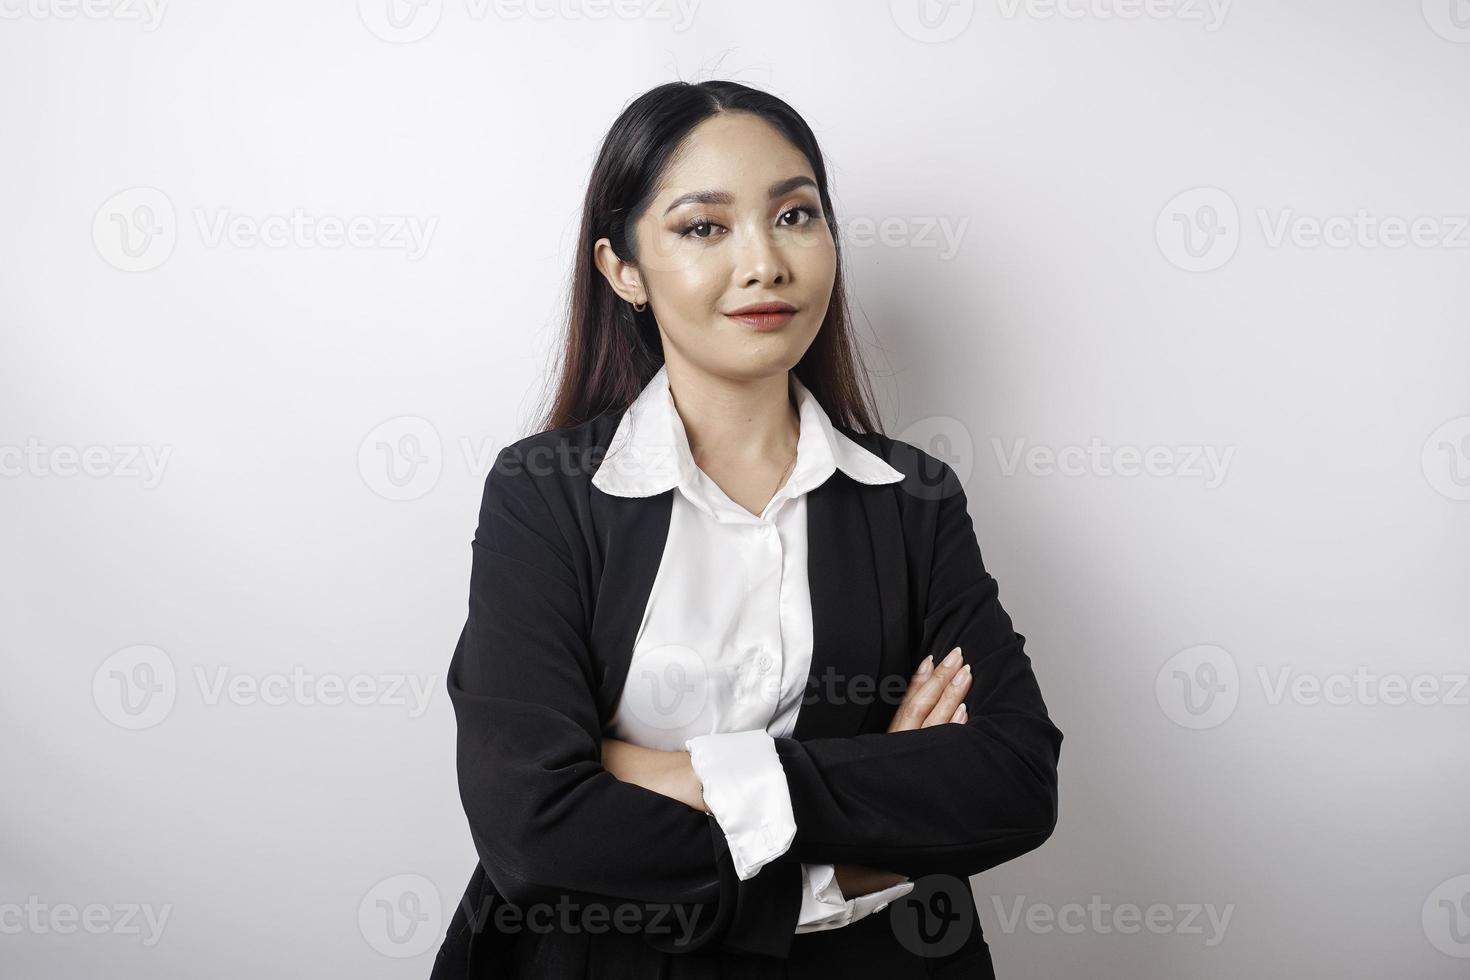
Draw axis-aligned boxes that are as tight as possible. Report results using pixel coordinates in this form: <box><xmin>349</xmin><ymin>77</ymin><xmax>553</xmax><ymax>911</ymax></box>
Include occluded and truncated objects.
<box><xmin>679</xmin><ymin>216</ymin><xmax>725</xmax><ymax>240</ymax></box>
<box><xmin>778</xmin><ymin>205</ymin><xmax>819</xmax><ymax>227</ymax></box>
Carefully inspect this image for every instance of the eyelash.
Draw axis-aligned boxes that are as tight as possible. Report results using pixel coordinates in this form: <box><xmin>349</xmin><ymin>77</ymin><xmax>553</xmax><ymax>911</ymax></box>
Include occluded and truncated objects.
<box><xmin>678</xmin><ymin>205</ymin><xmax>820</xmax><ymax>240</ymax></box>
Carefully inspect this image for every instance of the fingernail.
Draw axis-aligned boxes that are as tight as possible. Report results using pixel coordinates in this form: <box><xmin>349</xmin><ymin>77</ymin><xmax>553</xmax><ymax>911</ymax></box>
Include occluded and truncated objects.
<box><xmin>917</xmin><ymin>655</ymin><xmax>933</xmax><ymax>676</ymax></box>
<box><xmin>942</xmin><ymin>648</ymin><xmax>961</xmax><ymax>668</ymax></box>
<box><xmin>951</xmin><ymin>663</ymin><xmax>970</xmax><ymax>686</ymax></box>
<box><xmin>956</xmin><ymin>704</ymin><xmax>968</xmax><ymax>722</ymax></box>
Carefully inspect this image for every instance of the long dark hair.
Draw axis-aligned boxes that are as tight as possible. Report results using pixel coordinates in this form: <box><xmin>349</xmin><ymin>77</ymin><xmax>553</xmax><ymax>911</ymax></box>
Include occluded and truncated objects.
<box><xmin>534</xmin><ymin>80</ymin><xmax>883</xmax><ymax>436</ymax></box>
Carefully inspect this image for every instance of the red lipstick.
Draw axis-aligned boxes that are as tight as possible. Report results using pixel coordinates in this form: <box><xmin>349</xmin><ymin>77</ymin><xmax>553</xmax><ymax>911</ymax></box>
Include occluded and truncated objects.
<box><xmin>724</xmin><ymin>301</ymin><xmax>797</xmax><ymax>332</ymax></box>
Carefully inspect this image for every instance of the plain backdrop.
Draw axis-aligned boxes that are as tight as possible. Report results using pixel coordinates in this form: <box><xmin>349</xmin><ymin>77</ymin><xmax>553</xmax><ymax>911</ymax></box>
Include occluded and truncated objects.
<box><xmin>3</xmin><ymin>1</ymin><xmax>1469</xmax><ymax>976</ymax></box>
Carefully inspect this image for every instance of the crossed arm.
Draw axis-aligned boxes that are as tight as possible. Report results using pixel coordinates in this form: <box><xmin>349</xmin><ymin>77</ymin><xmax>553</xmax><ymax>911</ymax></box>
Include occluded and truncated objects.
<box><xmin>446</xmin><ymin>447</ymin><xmax>1063</xmax><ymax>958</ymax></box>
<box><xmin>599</xmin><ymin>647</ymin><xmax>977</xmax><ymax>914</ymax></box>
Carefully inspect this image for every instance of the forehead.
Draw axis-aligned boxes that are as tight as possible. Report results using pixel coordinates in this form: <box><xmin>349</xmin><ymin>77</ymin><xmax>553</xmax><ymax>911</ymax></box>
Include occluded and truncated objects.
<box><xmin>655</xmin><ymin>112</ymin><xmax>814</xmax><ymax>199</ymax></box>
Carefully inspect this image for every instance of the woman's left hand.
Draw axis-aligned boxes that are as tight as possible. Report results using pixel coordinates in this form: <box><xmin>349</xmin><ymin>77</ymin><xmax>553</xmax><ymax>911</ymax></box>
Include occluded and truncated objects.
<box><xmin>604</xmin><ymin>647</ymin><xmax>973</xmax><ymax>809</ymax></box>
<box><xmin>600</xmin><ymin>738</ymin><xmax>708</xmax><ymax>813</ymax></box>
<box><xmin>887</xmin><ymin>646</ymin><xmax>971</xmax><ymax>733</ymax></box>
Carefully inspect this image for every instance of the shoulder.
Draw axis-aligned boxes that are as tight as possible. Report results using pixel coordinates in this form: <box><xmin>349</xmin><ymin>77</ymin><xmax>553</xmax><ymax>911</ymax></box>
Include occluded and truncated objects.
<box><xmin>492</xmin><ymin>411</ymin><xmax>620</xmax><ymax>481</ymax></box>
<box><xmin>479</xmin><ymin>409</ymin><xmax>625</xmax><ymax>522</ymax></box>
<box><xmin>833</xmin><ymin>425</ymin><xmax>968</xmax><ymax>507</ymax></box>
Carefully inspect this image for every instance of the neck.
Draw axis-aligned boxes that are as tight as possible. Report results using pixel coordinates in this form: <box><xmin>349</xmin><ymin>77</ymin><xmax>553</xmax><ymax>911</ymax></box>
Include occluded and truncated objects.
<box><xmin>663</xmin><ymin>359</ymin><xmax>799</xmax><ymax>468</ymax></box>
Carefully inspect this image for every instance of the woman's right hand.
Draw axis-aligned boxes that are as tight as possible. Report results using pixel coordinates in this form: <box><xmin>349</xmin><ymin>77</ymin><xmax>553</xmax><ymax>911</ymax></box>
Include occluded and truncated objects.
<box><xmin>887</xmin><ymin>646</ymin><xmax>972</xmax><ymax>732</ymax></box>
<box><xmin>825</xmin><ymin>650</ymin><xmax>974</xmax><ymax>899</ymax></box>
<box><xmin>832</xmin><ymin>863</ymin><xmax>910</xmax><ymax>898</ymax></box>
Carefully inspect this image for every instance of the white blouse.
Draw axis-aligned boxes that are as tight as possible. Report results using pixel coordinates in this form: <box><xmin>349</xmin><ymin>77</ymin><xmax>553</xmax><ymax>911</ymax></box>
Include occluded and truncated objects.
<box><xmin>593</xmin><ymin>364</ymin><xmax>917</xmax><ymax>933</ymax></box>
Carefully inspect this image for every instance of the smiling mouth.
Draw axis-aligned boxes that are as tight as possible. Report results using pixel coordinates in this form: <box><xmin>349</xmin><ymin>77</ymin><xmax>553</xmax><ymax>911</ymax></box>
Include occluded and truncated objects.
<box><xmin>724</xmin><ymin>307</ymin><xmax>797</xmax><ymax>331</ymax></box>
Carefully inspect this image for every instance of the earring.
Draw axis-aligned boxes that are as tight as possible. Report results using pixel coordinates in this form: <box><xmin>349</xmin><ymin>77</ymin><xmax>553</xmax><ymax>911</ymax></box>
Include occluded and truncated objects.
<box><xmin>632</xmin><ymin>298</ymin><xmax>647</xmax><ymax>313</ymax></box>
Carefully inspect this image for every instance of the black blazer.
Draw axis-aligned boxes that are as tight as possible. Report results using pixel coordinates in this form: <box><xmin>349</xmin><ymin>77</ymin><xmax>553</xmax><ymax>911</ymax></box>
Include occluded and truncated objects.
<box><xmin>432</xmin><ymin>407</ymin><xmax>1063</xmax><ymax>980</ymax></box>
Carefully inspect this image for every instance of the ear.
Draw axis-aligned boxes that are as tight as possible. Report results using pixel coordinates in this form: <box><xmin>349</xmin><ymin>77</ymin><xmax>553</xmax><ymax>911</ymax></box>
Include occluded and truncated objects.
<box><xmin>593</xmin><ymin>238</ymin><xmax>646</xmax><ymax>307</ymax></box>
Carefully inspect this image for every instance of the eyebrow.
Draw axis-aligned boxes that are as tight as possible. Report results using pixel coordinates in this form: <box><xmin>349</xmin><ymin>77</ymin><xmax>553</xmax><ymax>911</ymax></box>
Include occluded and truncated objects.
<box><xmin>661</xmin><ymin>176</ymin><xmax>818</xmax><ymax>216</ymax></box>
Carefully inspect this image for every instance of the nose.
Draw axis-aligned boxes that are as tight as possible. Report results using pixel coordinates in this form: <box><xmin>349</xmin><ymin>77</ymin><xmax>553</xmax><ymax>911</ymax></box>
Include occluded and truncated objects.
<box><xmin>733</xmin><ymin>222</ymin><xmax>790</xmax><ymax>288</ymax></box>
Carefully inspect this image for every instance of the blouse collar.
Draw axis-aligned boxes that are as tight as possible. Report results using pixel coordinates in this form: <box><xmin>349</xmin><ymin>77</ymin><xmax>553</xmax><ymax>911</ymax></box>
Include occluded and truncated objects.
<box><xmin>591</xmin><ymin>363</ymin><xmax>903</xmax><ymax>519</ymax></box>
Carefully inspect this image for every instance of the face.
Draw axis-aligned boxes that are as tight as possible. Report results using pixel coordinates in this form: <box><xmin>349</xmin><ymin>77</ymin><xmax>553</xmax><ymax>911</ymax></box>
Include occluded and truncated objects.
<box><xmin>595</xmin><ymin>111</ymin><xmax>837</xmax><ymax>383</ymax></box>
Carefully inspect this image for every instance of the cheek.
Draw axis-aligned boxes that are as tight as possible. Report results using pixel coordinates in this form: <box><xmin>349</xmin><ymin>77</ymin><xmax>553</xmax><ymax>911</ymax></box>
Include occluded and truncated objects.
<box><xmin>660</xmin><ymin>262</ymin><xmax>727</xmax><ymax>317</ymax></box>
<box><xmin>791</xmin><ymin>234</ymin><xmax>837</xmax><ymax>289</ymax></box>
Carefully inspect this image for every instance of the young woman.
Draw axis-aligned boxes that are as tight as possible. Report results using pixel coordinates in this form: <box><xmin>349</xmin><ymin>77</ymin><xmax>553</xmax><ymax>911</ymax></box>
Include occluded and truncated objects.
<box><xmin>433</xmin><ymin>80</ymin><xmax>1063</xmax><ymax>979</ymax></box>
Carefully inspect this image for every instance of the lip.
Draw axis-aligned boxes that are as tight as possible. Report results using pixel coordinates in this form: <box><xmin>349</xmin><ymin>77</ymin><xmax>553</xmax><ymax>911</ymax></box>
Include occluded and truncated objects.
<box><xmin>724</xmin><ymin>302</ymin><xmax>797</xmax><ymax>332</ymax></box>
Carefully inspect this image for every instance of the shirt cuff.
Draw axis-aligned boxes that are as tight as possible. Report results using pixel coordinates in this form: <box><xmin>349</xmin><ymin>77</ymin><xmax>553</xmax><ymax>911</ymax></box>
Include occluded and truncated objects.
<box><xmin>685</xmin><ymin>730</ymin><xmax>796</xmax><ymax>881</ymax></box>
<box><xmin>794</xmin><ymin>862</ymin><xmax>915</xmax><ymax>934</ymax></box>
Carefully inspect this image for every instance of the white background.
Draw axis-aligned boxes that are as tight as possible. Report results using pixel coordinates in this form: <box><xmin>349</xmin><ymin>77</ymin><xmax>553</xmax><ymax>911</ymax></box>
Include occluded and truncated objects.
<box><xmin>3</xmin><ymin>0</ymin><xmax>1469</xmax><ymax>976</ymax></box>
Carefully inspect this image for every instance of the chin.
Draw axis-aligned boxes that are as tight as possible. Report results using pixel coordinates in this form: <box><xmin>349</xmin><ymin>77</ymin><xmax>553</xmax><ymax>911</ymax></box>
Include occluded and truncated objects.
<box><xmin>691</xmin><ymin>349</ymin><xmax>799</xmax><ymax>386</ymax></box>
<box><xmin>737</xmin><ymin>341</ymin><xmax>810</xmax><ymax>377</ymax></box>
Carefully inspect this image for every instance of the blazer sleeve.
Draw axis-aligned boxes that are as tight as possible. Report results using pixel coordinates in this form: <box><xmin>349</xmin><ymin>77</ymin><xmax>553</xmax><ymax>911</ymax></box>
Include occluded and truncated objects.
<box><xmin>446</xmin><ymin>444</ymin><xmax>803</xmax><ymax>959</ymax></box>
<box><xmin>771</xmin><ymin>459</ymin><xmax>1064</xmax><ymax>880</ymax></box>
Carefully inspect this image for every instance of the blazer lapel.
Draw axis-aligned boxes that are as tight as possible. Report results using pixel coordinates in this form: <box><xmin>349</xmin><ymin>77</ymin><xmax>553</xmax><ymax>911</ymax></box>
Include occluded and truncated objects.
<box><xmin>587</xmin><ymin>470</ymin><xmax>910</xmax><ymax>740</ymax></box>
<box><xmin>794</xmin><ymin>474</ymin><xmax>906</xmax><ymax>739</ymax></box>
<box><xmin>589</xmin><ymin>489</ymin><xmax>673</xmax><ymax>724</ymax></box>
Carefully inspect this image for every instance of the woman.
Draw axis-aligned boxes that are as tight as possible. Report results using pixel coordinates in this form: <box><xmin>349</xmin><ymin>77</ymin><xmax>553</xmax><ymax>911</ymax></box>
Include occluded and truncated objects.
<box><xmin>434</xmin><ymin>80</ymin><xmax>1063</xmax><ymax>979</ymax></box>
